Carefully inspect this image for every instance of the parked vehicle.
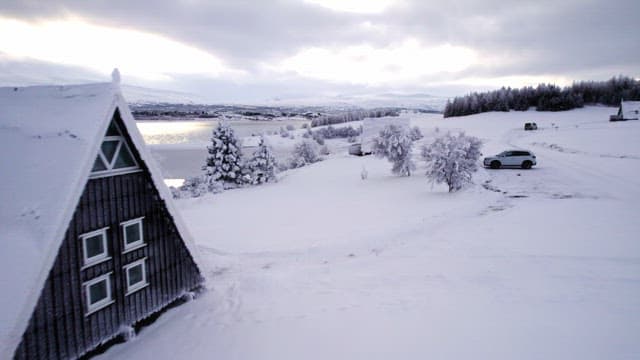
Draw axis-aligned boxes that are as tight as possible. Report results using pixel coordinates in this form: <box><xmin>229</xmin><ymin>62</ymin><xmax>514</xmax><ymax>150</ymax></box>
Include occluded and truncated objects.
<box><xmin>484</xmin><ymin>150</ymin><xmax>537</xmax><ymax>169</ymax></box>
<box><xmin>349</xmin><ymin>143</ymin><xmax>363</xmax><ymax>156</ymax></box>
<box><xmin>524</xmin><ymin>122</ymin><xmax>538</xmax><ymax>130</ymax></box>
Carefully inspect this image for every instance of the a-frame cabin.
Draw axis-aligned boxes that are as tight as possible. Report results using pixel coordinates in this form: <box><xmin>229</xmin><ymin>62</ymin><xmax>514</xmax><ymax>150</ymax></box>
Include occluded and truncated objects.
<box><xmin>0</xmin><ymin>74</ymin><xmax>204</xmax><ymax>359</ymax></box>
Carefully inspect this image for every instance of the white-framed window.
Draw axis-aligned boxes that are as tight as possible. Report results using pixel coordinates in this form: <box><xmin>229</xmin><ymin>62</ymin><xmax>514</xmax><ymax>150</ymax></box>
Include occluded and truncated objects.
<box><xmin>90</xmin><ymin>120</ymin><xmax>140</xmax><ymax>178</ymax></box>
<box><xmin>121</xmin><ymin>217</ymin><xmax>145</xmax><ymax>252</ymax></box>
<box><xmin>124</xmin><ymin>258</ymin><xmax>149</xmax><ymax>295</ymax></box>
<box><xmin>84</xmin><ymin>272</ymin><xmax>114</xmax><ymax>315</ymax></box>
<box><xmin>80</xmin><ymin>227</ymin><xmax>110</xmax><ymax>267</ymax></box>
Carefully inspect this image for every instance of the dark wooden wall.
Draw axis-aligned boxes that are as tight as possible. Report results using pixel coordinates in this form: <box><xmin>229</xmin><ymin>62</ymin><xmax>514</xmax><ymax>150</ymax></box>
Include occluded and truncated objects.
<box><xmin>13</xmin><ymin>114</ymin><xmax>203</xmax><ymax>360</ymax></box>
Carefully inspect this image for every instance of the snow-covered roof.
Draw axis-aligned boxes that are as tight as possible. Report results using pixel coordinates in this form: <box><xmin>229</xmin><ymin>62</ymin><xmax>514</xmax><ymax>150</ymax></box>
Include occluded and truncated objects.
<box><xmin>0</xmin><ymin>81</ymin><xmax>203</xmax><ymax>358</ymax></box>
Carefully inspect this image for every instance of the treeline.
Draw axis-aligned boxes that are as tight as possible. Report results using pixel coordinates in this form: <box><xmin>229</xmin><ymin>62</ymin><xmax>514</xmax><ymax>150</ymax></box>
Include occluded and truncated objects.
<box><xmin>444</xmin><ymin>76</ymin><xmax>640</xmax><ymax>118</ymax></box>
<box><xmin>311</xmin><ymin>109</ymin><xmax>400</xmax><ymax>127</ymax></box>
<box><xmin>132</xmin><ymin>110</ymin><xmax>220</xmax><ymax>119</ymax></box>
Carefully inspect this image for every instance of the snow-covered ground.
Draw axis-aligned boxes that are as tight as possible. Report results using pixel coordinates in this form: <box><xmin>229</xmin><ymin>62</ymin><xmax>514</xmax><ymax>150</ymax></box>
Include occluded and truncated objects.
<box><xmin>103</xmin><ymin>107</ymin><xmax>640</xmax><ymax>359</ymax></box>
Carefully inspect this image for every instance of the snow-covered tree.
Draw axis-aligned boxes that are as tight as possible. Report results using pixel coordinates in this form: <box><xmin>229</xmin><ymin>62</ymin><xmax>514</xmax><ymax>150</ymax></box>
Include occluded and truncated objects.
<box><xmin>204</xmin><ymin>121</ymin><xmax>243</xmax><ymax>185</ymax></box>
<box><xmin>409</xmin><ymin>126</ymin><xmax>423</xmax><ymax>141</ymax></box>
<box><xmin>372</xmin><ymin>124</ymin><xmax>415</xmax><ymax>176</ymax></box>
<box><xmin>289</xmin><ymin>140</ymin><xmax>319</xmax><ymax>168</ymax></box>
<box><xmin>246</xmin><ymin>137</ymin><xmax>278</xmax><ymax>185</ymax></box>
<box><xmin>421</xmin><ymin>132</ymin><xmax>482</xmax><ymax>192</ymax></box>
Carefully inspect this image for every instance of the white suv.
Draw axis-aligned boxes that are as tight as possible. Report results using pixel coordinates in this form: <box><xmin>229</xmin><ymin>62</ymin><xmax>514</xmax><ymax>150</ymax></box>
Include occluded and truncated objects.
<box><xmin>484</xmin><ymin>150</ymin><xmax>537</xmax><ymax>169</ymax></box>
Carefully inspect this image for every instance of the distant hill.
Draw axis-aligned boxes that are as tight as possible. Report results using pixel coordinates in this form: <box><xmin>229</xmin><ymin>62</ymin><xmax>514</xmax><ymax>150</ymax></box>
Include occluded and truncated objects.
<box><xmin>123</xmin><ymin>85</ymin><xmax>447</xmax><ymax>113</ymax></box>
<box><xmin>127</xmin><ymin>88</ymin><xmax>445</xmax><ymax>122</ymax></box>
<box><xmin>122</xmin><ymin>85</ymin><xmax>207</xmax><ymax>104</ymax></box>
<box><xmin>262</xmin><ymin>92</ymin><xmax>447</xmax><ymax>112</ymax></box>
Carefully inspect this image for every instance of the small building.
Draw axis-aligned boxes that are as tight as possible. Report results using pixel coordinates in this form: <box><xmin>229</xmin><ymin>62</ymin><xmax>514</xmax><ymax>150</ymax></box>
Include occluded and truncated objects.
<box><xmin>357</xmin><ymin>116</ymin><xmax>411</xmax><ymax>155</ymax></box>
<box><xmin>0</xmin><ymin>74</ymin><xmax>204</xmax><ymax>359</ymax></box>
<box><xmin>610</xmin><ymin>100</ymin><xmax>640</xmax><ymax>121</ymax></box>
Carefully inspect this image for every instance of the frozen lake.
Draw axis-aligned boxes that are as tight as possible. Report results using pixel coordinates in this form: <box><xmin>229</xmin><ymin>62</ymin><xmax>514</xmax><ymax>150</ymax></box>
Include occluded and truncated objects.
<box><xmin>136</xmin><ymin>118</ymin><xmax>311</xmax><ymax>179</ymax></box>
<box><xmin>137</xmin><ymin>118</ymin><xmax>310</xmax><ymax>145</ymax></box>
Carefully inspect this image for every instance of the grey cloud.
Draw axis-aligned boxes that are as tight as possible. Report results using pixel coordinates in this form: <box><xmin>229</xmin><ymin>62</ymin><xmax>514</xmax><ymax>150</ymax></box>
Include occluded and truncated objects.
<box><xmin>0</xmin><ymin>0</ymin><xmax>638</xmax><ymax>100</ymax></box>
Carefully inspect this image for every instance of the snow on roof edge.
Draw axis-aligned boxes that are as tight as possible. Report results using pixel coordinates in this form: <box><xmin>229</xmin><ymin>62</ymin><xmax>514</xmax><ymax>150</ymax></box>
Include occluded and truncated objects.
<box><xmin>1</xmin><ymin>84</ymin><xmax>117</xmax><ymax>359</ymax></box>
<box><xmin>114</xmin><ymin>92</ymin><xmax>205</xmax><ymax>270</ymax></box>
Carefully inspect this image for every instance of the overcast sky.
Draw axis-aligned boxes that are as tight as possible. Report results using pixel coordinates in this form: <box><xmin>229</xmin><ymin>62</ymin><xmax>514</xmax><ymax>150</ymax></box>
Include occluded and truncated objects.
<box><xmin>0</xmin><ymin>0</ymin><xmax>638</xmax><ymax>103</ymax></box>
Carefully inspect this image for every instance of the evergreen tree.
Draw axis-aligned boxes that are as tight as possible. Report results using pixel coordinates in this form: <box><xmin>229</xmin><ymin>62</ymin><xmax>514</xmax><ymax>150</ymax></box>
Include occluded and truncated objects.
<box><xmin>246</xmin><ymin>137</ymin><xmax>278</xmax><ymax>185</ymax></box>
<box><xmin>204</xmin><ymin>121</ymin><xmax>243</xmax><ymax>185</ymax></box>
<box><xmin>443</xmin><ymin>76</ymin><xmax>639</xmax><ymax>118</ymax></box>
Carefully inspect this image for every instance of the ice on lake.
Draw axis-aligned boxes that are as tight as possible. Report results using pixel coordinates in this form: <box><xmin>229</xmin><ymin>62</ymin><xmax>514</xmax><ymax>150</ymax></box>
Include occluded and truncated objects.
<box><xmin>136</xmin><ymin>118</ymin><xmax>310</xmax><ymax>179</ymax></box>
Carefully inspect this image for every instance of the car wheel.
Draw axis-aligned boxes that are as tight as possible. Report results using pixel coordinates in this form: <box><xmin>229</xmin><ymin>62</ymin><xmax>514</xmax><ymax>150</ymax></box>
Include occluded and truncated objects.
<box><xmin>490</xmin><ymin>161</ymin><xmax>501</xmax><ymax>169</ymax></box>
<box><xmin>522</xmin><ymin>161</ymin><xmax>532</xmax><ymax>169</ymax></box>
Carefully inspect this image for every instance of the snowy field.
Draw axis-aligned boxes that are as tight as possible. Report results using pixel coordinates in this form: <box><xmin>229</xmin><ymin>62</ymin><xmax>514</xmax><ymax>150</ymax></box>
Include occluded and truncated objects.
<box><xmin>104</xmin><ymin>107</ymin><xmax>640</xmax><ymax>359</ymax></box>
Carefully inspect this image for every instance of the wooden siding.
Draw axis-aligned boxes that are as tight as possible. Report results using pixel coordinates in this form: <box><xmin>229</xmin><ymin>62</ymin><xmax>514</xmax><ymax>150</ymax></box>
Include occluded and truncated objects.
<box><xmin>13</xmin><ymin>113</ymin><xmax>203</xmax><ymax>360</ymax></box>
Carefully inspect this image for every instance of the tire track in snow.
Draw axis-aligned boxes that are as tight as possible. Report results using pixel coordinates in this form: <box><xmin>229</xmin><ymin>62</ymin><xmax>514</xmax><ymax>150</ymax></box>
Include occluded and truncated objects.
<box><xmin>503</xmin><ymin>128</ymin><xmax>640</xmax><ymax>199</ymax></box>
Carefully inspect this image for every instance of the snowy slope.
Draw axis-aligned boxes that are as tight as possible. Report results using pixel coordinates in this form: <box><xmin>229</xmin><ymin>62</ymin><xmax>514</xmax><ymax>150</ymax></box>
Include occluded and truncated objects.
<box><xmin>100</xmin><ymin>106</ymin><xmax>639</xmax><ymax>360</ymax></box>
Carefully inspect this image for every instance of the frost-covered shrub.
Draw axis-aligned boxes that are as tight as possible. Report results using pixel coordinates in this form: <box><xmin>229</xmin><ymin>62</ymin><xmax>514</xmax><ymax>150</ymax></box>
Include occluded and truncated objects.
<box><xmin>204</xmin><ymin>121</ymin><xmax>243</xmax><ymax>185</ymax></box>
<box><xmin>289</xmin><ymin>140</ymin><xmax>319</xmax><ymax>168</ymax></box>
<box><xmin>170</xmin><ymin>186</ymin><xmax>182</xmax><ymax>199</ymax></box>
<box><xmin>173</xmin><ymin>175</ymin><xmax>224</xmax><ymax>198</ymax></box>
<box><xmin>277</xmin><ymin>162</ymin><xmax>290</xmax><ymax>172</ymax></box>
<box><xmin>347</xmin><ymin>136</ymin><xmax>357</xmax><ymax>143</ymax></box>
<box><xmin>421</xmin><ymin>132</ymin><xmax>482</xmax><ymax>192</ymax></box>
<box><xmin>280</xmin><ymin>128</ymin><xmax>290</xmax><ymax>138</ymax></box>
<box><xmin>286</xmin><ymin>124</ymin><xmax>295</xmax><ymax>131</ymax></box>
<box><xmin>311</xmin><ymin>109</ymin><xmax>400</xmax><ymax>127</ymax></box>
<box><xmin>312</xmin><ymin>125</ymin><xmax>361</xmax><ymax>139</ymax></box>
<box><xmin>319</xmin><ymin>145</ymin><xmax>330</xmax><ymax>155</ymax></box>
<box><xmin>302</xmin><ymin>132</ymin><xmax>311</xmax><ymax>138</ymax></box>
<box><xmin>409</xmin><ymin>126</ymin><xmax>423</xmax><ymax>141</ymax></box>
<box><xmin>314</xmin><ymin>136</ymin><xmax>325</xmax><ymax>145</ymax></box>
<box><xmin>372</xmin><ymin>124</ymin><xmax>415</xmax><ymax>176</ymax></box>
<box><xmin>183</xmin><ymin>176</ymin><xmax>209</xmax><ymax>197</ymax></box>
<box><xmin>302</xmin><ymin>123</ymin><xmax>309</xmax><ymax>129</ymax></box>
<box><xmin>246</xmin><ymin>137</ymin><xmax>278</xmax><ymax>185</ymax></box>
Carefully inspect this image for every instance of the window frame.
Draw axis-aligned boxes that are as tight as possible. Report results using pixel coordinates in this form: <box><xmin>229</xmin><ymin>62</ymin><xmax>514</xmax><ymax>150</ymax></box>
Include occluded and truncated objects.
<box><xmin>80</xmin><ymin>227</ymin><xmax>111</xmax><ymax>268</ymax></box>
<box><xmin>121</xmin><ymin>217</ymin><xmax>145</xmax><ymax>253</ymax></box>
<box><xmin>84</xmin><ymin>272</ymin><xmax>114</xmax><ymax>316</ymax></box>
<box><xmin>124</xmin><ymin>258</ymin><xmax>149</xmax><ymax>296</ymax></box>
<box><xmin>90</xmin><ymin>121</ymin><xmax>141</xmax><ymax>179</ymax></box>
